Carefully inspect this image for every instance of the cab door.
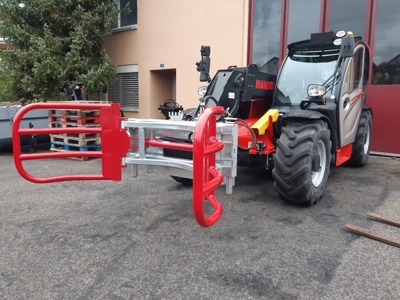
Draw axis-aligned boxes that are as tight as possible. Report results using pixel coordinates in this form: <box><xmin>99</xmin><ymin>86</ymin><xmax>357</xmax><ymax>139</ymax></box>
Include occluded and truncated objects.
<box><xmin>338</xmin><ymin>44</ymin><xmax>369</xmax><ymax>147</ymax></box>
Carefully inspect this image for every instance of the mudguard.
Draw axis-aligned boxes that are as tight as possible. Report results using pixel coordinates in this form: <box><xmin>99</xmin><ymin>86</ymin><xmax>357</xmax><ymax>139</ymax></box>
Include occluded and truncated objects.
<box><xmin>279</xmin><ymin>107</ymin><xmax>339</xmax><ymax>156</ymax></box>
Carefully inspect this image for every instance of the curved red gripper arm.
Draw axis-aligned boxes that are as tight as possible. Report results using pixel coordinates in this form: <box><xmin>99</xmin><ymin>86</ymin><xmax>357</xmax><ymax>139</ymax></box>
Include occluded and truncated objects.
<box><xmin>12</xmin><ymin>102</ymin><xmax>130</xmax><ymax>183</ymax></box>
<box><xmin>192</xmin><ymin>106</ymin><xmax>225</xmax><ymax>227</ymax></box>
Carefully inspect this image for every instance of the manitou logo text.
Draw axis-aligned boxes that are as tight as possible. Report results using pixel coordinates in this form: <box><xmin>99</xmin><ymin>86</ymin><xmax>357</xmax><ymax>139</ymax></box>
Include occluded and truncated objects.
<box><xmin>255</xmin><ymin>80</ymin><xmax>275</xmax><ymax>91</ymax></box>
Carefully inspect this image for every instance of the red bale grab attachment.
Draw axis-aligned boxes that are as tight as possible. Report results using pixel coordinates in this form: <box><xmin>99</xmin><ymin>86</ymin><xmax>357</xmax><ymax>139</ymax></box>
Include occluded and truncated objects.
<box><xmin>192</xmin><ymin>106</ymin><xmax>225</xmax><ymax>226</ymax></box>
<box><xmin>12</xmin><ymin>102</ymin><xmax>130</xmax><ymax>183</ymax></box>
<box><xmin>12</xmin><ymin>103</ymin><xmax>227</xmax><ymax>227</ymax></box>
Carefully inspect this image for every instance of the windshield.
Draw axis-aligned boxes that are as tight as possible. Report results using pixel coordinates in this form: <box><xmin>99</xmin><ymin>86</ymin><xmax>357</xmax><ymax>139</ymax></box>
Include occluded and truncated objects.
<box><xmin>273</xmin><ymin>49</ymin><xmax>339</xmax><ymax>105</ymax></box>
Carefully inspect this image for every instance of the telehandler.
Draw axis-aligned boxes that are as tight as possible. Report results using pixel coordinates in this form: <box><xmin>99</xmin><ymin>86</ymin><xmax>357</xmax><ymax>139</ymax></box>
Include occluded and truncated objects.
<box><xmin>12</xmin><ymin>31</ymin><xmax>372</xmax><ymax>227</ymax></box>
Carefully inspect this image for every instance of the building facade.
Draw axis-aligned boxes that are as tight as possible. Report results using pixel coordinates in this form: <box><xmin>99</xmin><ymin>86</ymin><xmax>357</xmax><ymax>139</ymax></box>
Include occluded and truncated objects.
<box><xmin>105</xmin><ymin>0</ymin><xmax>400</xmax><ymax>155</ymax></box>
<box><xmin>103</xmin><ymin>0</ymin><xmax>249</xmax><ymax>119</ymax></box>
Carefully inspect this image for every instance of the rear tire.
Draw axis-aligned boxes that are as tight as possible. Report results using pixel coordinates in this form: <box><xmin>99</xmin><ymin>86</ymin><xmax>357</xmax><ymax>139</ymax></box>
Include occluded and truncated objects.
<box><xmin>272</xmin><ymin>120</ymin><xmax>331</xmax><ymax>205</ymax></box>
<box><xmin>346</xmin><ymin>110</ymin><xmax>372</xmax><ymax>167</ymax></box>
<box><xmin>171</xmin><ymin>176</ymin><xmax>193</xmax><ymax>186</ymax></box>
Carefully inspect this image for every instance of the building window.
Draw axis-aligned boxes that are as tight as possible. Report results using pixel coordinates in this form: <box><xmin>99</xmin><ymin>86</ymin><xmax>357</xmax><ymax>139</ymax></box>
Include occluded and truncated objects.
<box><xmin>329</xmin><ymin>0</ymin><xmax>367</xmax><ymax>38</ymax></box>
<box><xmin>372</xmin><ymin>0</ymin><xmax>400</xmax><ymax>85</ymax></box>
<box><xmin>114</xmin><ymin>0</ymin><xmax>138</xmax><ymax>30</ymax></box>
<box><xmin>287</xmin><ymin>0</ymin><xmax>320</xmax><ymax>44</ymax></box>
<box><xmin>108</xmin><ymin>65</ymin><xmax>139</xmax><ymax>112</ymax></box>
<box><xmin>251</xmin><ymin>0</ymin><xmax>281</xmax><ymax>75</ymax></box>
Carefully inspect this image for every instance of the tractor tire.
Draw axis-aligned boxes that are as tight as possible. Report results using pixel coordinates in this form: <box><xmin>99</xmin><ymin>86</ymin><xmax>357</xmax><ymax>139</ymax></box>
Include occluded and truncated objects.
<box><xmin>346</xmin><ymin>110</ymin><xmax>372</xmax><ymax>167</ymax></box>
<box><xmin>171</xmin><ymin>176</ymin><xmax>193</xmax><ymax>186</ymax></box>
<box><xmin>272</xmin><ymin>120</ymin><xmax>331</xmax><ymax>205</ymax></box>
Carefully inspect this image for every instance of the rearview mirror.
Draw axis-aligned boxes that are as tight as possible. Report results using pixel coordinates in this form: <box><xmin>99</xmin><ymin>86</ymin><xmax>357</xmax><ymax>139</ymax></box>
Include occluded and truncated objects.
<box><xmin>196</xmin><ymin>45</ymin><xmax>211</xmax><ymax>82</ymax></box>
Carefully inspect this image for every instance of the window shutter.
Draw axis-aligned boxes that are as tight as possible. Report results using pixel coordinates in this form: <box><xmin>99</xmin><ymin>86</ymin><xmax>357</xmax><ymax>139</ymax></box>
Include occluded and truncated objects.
<box><xmin>108</xmin><ymin>72</ymin><xmax>139</xmax><ymax>111</ymax></box>
<box><xmin>108</xmin><ymin>76</ymin><xmax>120</xmax><ymax>104</ymax></box>
<box><xmin>120</xmin><ymin>73</ymin><xmax>139</xmax><ymax>109</ymax></box>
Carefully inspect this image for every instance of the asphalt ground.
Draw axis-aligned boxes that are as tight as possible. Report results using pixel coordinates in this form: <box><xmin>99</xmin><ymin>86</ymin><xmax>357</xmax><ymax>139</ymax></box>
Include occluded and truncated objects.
<box><xmin>0</xmin><ymin>151</ymin><xmax>399</xmax><ymax>300</ymax></box>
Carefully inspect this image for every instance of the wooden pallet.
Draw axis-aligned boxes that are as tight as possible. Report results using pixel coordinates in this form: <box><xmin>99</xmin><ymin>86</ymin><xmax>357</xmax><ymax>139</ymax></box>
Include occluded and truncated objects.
<box><xmin>50</xmin><ymin>134</ymin><xmax>101</xmax><ymax>147</ymax></box>
<box><xmin>51</xmin><ymin>142</ymin><xmax>101</xmax><ymax>151</ymax></box>
<box><xmin>48</xmin><ymin>107</ymin><xmax>102</xmax><ymax>160</ymax></box>
<box><xmin>49</xmin><ymin>121</ymin><xmax>100</xmax><ymax>128</ymax></box>
<box><xmin>49</xmin><ymin>147</ymin><xmax>98</xmax><ymax>161</ymax></box>
<box><xmin>48</xmin><ymin>107</ymin><xmax>101</xmax><ymax>128</ymax></box>
<box><xmin>48</xmin><ymin>115</ymin><xmax>99</xmax><ymax>126</ymax></box>
<box><xmin>48</xmin><ymin>109</ymin><xmax>100</xmax><ymax>118</ymax></box>
<box><xmin>50</xmin><ymin>143</ymin><xmax>101</xmax><ymax>161</ymax></box>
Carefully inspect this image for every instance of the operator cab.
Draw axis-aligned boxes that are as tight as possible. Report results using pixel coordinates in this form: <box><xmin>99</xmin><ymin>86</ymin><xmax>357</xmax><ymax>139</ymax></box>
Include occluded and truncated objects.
<box><xmin>273</xmin><ymin>30</ymin><xmax>370</xmax><ymax>150</ymax></box>
<box><xmin>272</xmin><ymin>31</ymin><xmax>362</xmax><ymax>110</ymax></box>
<box><xmin>273</xmin><ymin>33</ymin><xmax>340</xmax><ymax>107</ymax></box>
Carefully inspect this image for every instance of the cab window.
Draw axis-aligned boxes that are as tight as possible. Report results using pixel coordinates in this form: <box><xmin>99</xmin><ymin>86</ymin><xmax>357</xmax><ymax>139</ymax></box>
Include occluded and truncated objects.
<box><xmin>342</xmin><ymin>47</ymin><xmax>364</xmax><ymax>94</ymax></box>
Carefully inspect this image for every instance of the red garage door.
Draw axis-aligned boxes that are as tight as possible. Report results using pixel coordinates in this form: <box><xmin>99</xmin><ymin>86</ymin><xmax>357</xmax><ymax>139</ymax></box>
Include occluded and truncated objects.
<box><xmin>367</xmin><ymin>0</ymin><xmax>400</xmax><ymax>155</ymax></box>
<box><xmin>250</xmin><ymin>0</ymin><xmax>400</xmax><ymax>155</ymax></box>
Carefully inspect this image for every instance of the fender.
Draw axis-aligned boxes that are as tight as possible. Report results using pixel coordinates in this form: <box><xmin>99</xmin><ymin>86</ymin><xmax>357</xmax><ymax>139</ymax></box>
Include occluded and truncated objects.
<box><xmin>281</xmin><ymin>108</ymin><xmax>339</xmax><ymax>154</ymax></box>
<box><xmin>362</xmin><ymin>105</ymin><xmax>373</xmax><ymax>117</ymax></box>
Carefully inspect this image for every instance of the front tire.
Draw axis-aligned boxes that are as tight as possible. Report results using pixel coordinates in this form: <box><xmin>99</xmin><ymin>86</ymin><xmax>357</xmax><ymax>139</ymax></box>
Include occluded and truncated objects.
<box><xmin>346</xmin><ymin>110</ymin><xmax>372</xmax><ymax>167</ymax></box>
<box><xmin>272</xmin><ymin>120</ymin><xmax>332</xmax><ymax>205</ymax></box>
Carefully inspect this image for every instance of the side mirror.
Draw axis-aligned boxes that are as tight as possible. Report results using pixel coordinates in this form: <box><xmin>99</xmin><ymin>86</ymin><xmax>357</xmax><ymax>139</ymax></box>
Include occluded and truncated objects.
<box><xmin>339</xmin><ymin>36</ymin><xmax>355</xmax><ymax>58</ymax></box>
<box><xmin>196</xmin><ymin>45</ymin><xmax>211</xmax><ymax>82</ymax></box>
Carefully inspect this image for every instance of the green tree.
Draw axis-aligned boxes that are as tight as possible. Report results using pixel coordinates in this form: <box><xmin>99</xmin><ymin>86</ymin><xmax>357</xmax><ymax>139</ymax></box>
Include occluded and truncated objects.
<box><xmin>0</xmin><ymin>0</ymin><xmax>119</xmax><ymax>103</ymax></box>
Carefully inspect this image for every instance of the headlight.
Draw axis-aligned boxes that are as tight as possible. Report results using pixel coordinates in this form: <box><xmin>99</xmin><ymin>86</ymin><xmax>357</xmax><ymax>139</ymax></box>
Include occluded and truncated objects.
<box><xmin>198</xmin><ymin>86</ymin><xmax>207</xmax><ymax>96</ymax></box>
<box><xmin>334</xmin><ymin>30</ymin><xmax>353</xmax><ymax>46</ymax></box>
<box><xmin>335</xmin><ymin>30</ymin><xmax>347</xmax><ymax>38</ymax></box>
<box><xmin>308</xmin><ymin>84</ymin><xmax>326</xmax><ymax>97</ymax></box>
<box><xmin>333</xmin><ymin>38</ymin><xmax>342</xmax><ymax>46</ymax></box>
